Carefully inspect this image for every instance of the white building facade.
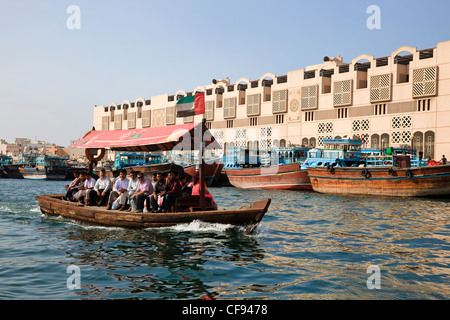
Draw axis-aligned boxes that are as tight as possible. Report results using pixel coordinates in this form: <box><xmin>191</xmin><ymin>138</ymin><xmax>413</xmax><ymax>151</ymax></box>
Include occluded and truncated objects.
<box><xmin>92</xmin><ymin>40</ymin><xmax>450</xmax><ymax>160</ymax></box>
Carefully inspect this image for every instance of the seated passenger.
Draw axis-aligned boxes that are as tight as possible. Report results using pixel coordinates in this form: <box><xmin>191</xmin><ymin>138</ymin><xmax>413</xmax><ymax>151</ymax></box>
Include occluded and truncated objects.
<box><xmin>74</xmin><ymin>172</ymin><xmax>96</xmax><ymax>205</ymax></box>
<box><xmin>179</xmin><ymin>173</ymin><xmax>192</xmax><ymax>197</ymax></box>
<box><xmin>106</xmin><ymin>169</ymin><xmax>129</xmax><ymax>211</ymax></box>
<box><xmin>160</xmin><ymin>171</ymin><xmax>181</xmax><ymax>213</ymax></box>
<box><xmin>188</xmin><ymin>174</ymin><xmax>217</xmax><ymax>210</ymax></box>
<box><xmin>126</xmin><ymin>171</ymin><xmax>139</xmax><ymax>212</ymax></box>
<box><xmin>130</xmin><ymin>172</ymin><xmax>153</xmax><ymax>213</ymax></box>
<box><xmin>150</xmin><ymin>172</ymin><xmax>166</xmax><ymax>212</ymax></box>
<box><xmin>93</xmin><ymin>169</ymin><xmax>111</xmax><ymax>206</ymax></box>
<box><xmin>64</xmin><ymin>170</ymin><xmax>82</xmax><ymax>200</ymax></box>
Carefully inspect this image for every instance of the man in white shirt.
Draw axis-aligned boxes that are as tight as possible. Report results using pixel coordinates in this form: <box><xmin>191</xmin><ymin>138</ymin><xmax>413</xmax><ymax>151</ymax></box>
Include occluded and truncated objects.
<box><xmin>106</xmin><ymin>169</ymin><xmax>130</xmax><ymax>210</ymax></box>
<box><xmin>126</xmin><ymin>171</ymin><xmax>139</xmax><ymax>212</ymax></box>
<box><xmin>94</xmin><ymin>169</ymin><xmax>111</xmax><ymax>206</ymax></box>
<box><xmin>74</xmin><ymin>171</ymin><xmax>97</xmax><ymax>205</ymax></box>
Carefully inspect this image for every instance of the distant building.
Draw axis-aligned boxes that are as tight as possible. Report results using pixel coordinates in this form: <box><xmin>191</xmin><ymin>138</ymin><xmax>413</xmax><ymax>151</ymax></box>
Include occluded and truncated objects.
<box><xmin>92</xmin><ymin>40</ymin><xmax>450</xmax><ymax>160</ymax></box>
<box><xmin>45</xmin><ymin>144</ymin><xmax>69</xmax><ymax>158</ymax></box>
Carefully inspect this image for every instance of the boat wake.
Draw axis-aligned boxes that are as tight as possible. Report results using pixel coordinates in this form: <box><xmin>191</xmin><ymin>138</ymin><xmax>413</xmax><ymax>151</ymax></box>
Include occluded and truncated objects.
<box><xmin>154</xmin><ymin>220</ymin><xmax>236</xmax><ymax>233</ymax></box>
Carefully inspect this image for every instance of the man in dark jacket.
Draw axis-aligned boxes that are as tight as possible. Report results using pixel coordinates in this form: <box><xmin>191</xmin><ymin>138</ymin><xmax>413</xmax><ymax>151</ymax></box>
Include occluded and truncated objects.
<box><xmin>160</xmin><ymin>171</ymin><xmax>181</xmax><ymax>212</ymax></box>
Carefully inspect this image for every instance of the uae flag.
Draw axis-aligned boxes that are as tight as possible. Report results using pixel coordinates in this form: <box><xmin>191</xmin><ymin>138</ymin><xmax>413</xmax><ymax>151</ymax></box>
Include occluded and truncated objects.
<box><xmin>176</xmin><ymin>92</ymin><xmax>205</xmax><ymax>117</ymax></box>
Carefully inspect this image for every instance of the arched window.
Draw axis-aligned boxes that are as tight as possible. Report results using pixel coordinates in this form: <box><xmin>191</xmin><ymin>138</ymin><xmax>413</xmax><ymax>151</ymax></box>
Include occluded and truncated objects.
<box><xmin>381</xmin><ymin>134</ymin><xmax>390</xmax><ymax>150</ymax></box>
<box><xmin>424</xmin><ymin>131</ymin><xmax>435</xmax><ymax>159</ymax></box>
<box><xmin>309</xmin><ymin>137</ymin><xmax>316</xmax><ymax>148</ymax></box>
<box><xmin>302</xmin><ymin>138</ymin><xmax>309</xmax><ymax>147</ymax></box>
<box><xmin>371</xmin><ymin>134</ymin><xmax>380</xmax><ymax>149</ymax></box>
<box><xmin>413</xmin><ymin>131</ymin><xmax>424</xmax><ymax>155</ymax></box>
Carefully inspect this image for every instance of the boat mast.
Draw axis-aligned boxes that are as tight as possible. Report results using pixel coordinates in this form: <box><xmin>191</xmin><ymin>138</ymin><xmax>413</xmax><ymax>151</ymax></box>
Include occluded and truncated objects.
<box><xmin>199</xmin><ymin>119</ymin><xmax>206</xmax><ymax>211</ymax></box>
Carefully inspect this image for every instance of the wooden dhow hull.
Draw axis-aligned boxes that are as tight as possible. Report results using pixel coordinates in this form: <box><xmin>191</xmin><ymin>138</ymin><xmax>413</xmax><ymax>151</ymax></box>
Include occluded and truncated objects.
<box><xmin>183</xmin><ymin>162</ymin><xmax>224</xmax><ymax>187</ymax></box>
<box><xmin>225</xmin><ymin>163</ymin><xmax>312</xmax><ymax>190</ymax></box>
<box><xmin>20</xmin><ymin>167</ymin><xmax>68</xmax><ymax>180</ymax></box>
<box><xmin>0</xmin><ymin>164</ymin><xmax>24</xmax><ymax>179</ymax></box>
<box><xmin>307</xmin><ymin>165</ymin><xmax>450</xmax><ymax>197</ymax></box>
<box><xmin>36</xmin><ymin>194</ymin><xmax>271</xmax><ymax>234</ymax></box>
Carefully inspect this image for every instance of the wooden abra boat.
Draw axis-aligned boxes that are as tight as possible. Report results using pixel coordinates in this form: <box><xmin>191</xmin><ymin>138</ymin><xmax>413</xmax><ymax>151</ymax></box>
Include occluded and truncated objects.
<box><xmin>307</xmin><ymin>164</ymin><xmax>450</xmax><ymax>197</ymax></box>
<box><xmin>36</xmin><ymin>194</ymin><xmax>270</xmax><ymax>234</ymax></box>
<box><xmin>36</xmin><ymin>122</ymin><xmax>271</xmax><ymax>233</ymax></box>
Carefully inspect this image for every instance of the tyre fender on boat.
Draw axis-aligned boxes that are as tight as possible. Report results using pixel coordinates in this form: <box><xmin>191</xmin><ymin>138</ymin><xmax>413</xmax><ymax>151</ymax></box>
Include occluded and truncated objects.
<box><xmin>388</xmin><ymin>167</ymin><xmax>395</xmax><ymax>176</ymax></box>
<box><xmin>361</xmin><ymin>169</ymin><xmax>370</xmax><ymax>178</ymax></box>
<box><xmin>406</xmin><ymin>169</ymin><xmax>413</xmax><ymax>178</ymax></box>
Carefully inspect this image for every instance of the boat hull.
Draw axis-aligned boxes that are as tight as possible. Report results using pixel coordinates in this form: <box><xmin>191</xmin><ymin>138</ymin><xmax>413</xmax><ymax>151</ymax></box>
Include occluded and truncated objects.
<box><xmin>36</xmin><ymin>194</ymin><xmax>271</xmax><ymax>234</ymax></box>
<box><xmin>19</xmin><ymin>167</ymin><xmax>68</xmax><ymax>180</ymax></box>
<box><xmin>0</xmin><ymin>164</ymin><xmax>24</xmax><ymax>179</ymax></box>
<box><xmin>225</xmin><ymin>163</ymin><xmax>312</xmax><ymax>190</ymax></box>
<box><xmin>183</xmin><ymin>162</ymin><xmax>224</xmax><ymax>187</ymax></box>
<box><xmin>307</xmin><ymin>165</ymin><xmax>450</xmax><ymax>197</ymax></box>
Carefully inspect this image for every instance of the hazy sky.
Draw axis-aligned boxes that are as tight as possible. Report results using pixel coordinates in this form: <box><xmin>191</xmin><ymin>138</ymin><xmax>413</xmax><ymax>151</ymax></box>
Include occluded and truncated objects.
<box><xmin>0</xmin><ymin>0</ymin><xmax>449</xmax><ymax>146</ymax></box>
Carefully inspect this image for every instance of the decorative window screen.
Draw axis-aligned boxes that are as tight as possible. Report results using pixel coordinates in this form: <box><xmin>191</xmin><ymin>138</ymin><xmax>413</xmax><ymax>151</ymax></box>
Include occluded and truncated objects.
<box><xmin>166</xmin><ymin>107</ymin><xmax>175</xmax><ymax>125</ymax></box>
<box><xmin>247</xmin><ymin>94</ymin><xmax>261</xmax><ymax>116</ymax></box>
<box><xmin>211</xmin><ymin>130</ymin><xmax>224</xmax><ymax>148</ymax></box>
<box><xmin>259</xmin><ymin>127</ymin><xmax>272</xmax><ymax>150</ymax></box>
<box><xmin>391</xmin><ymin>115</ymin><xmax>412</xmax><ymax>144</ymax></box>
<box><xmin>205</xmin><ymin>101</ymin><xmax>214</xmax><ymax>121</ymax></box>
<box><xmin>333</xmin><ymin>80</ymin><xmax>352</xmax><ymax>107</ymax></box>
<box><xmin>152</xmin><ymin>109</ymin><xmax>165</xmax><ymax>128</ymax></box>
<box><xmin>142</xmin><ymin>110</ymin><xmax>151</xmax><ymax>127</ymax></box>
<box><xmin>301</xmin><ymin>85</ymin><xmax>318</xmax><ymax>110</ymax></box>
<box><xmin>272</xmin><ymin>90</ymin><xmax>288</xmax><ymax>113</ymax></box>
<box><xmin>318</xmin><ymin>122</ymin><xmax>334</xmax><ymax>134</ymax></box>
<box><xmin>102</xmin><ymin>116</ymin><xmax>109</xmax><ymax>131</ymax></box>
<box><xmin>352</xmin><ymin>119</ymin><xmax>370</xmax><ymax>132</ymax></box>
<box><xmin>412</xmin><ymin>66</ymin><xmax>437</xmax><ymax>98</ymax></box>
<box><xmin>236</xmin><ymin>129</ymin><xmax>247</xmax><ymax>148</ymax></box>
<box><xmin>223</xmin><ymin>98</ymin><xmax>236</xmax><ymax>119</ymax></box>
<box><xmin>114</xmin><ymin>114</ymin><xmax>122</xmax><ymax>130</ymax></box>
<box><xmin>370</xmin><ymin>74</ymin><xmax>391</xmax><ymax>103</ymax></box>
<box><xmin>127</xmin><ymin>112</ymin><xmax>136</xmax><ymax>129</ymax></box>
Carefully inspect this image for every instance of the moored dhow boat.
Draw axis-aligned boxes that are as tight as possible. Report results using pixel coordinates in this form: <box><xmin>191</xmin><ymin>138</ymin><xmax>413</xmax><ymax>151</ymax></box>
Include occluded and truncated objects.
<box><xmin>307</xmin><ymin>165</ymin><xmax>450</xmax><ymax>197</ymax></box>
<box><xmin>225</xmin><ymin>147</ymin><xmax>311</xmax><ymax>190</ymax></box>
<box><xmin>19</xmin><ymin>154</ymin><xmax>69</xmax><ymax>180</ymax></box>
<box><xmin>305</xmin><ymin>139</ymin><xmax>450</xmax><ymax>197</ymax></box>
<box><xmin>173</xmin><ymin>151</ymin><xmax>224</xmax><ymax>187</ymax></box>
<box><xmin>98</xmin><ymin>152</ymin><xmax>185</xmax><ymax>181</ymax></box>
<box><xmin>0</xmin><ymin>155</ymin><xmax>23</xmax><ymax>179</ymax></box>
<box><xmin>36</xmin><ymin>122</ymin><xmax>271</xmax><ymax>234</ymax></box>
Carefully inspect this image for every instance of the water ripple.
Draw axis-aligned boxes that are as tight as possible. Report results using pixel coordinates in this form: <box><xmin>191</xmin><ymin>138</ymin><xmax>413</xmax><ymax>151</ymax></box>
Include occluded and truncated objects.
<box><xmin>0</xmin><ymin>179</ymin><xmax>449</xmax><ymax>299</ymax></box>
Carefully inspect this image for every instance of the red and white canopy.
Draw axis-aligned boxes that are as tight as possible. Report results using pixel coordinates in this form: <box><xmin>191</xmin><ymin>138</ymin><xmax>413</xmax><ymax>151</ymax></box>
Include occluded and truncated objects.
<box><xmin>72</xmin><ymin>122</ymin><xmax>219</xmax><ymax>152</ymax></box>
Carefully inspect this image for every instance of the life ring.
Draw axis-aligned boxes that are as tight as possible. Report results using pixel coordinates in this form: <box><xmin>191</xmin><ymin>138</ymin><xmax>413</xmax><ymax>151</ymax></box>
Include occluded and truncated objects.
<box><xmin>85</xmin><ymin>148</ymin><xmax>106</xmax><ymax>162</ymax></box>
<box><xmin>344</xmin><ymin>153</ymin><xmax>350</xmax><ymax>160</ymax></box>
<box><xmin>350</xmin><ymin>152</ymin><xmax>354</xmax><ymax>158</ymax></box>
